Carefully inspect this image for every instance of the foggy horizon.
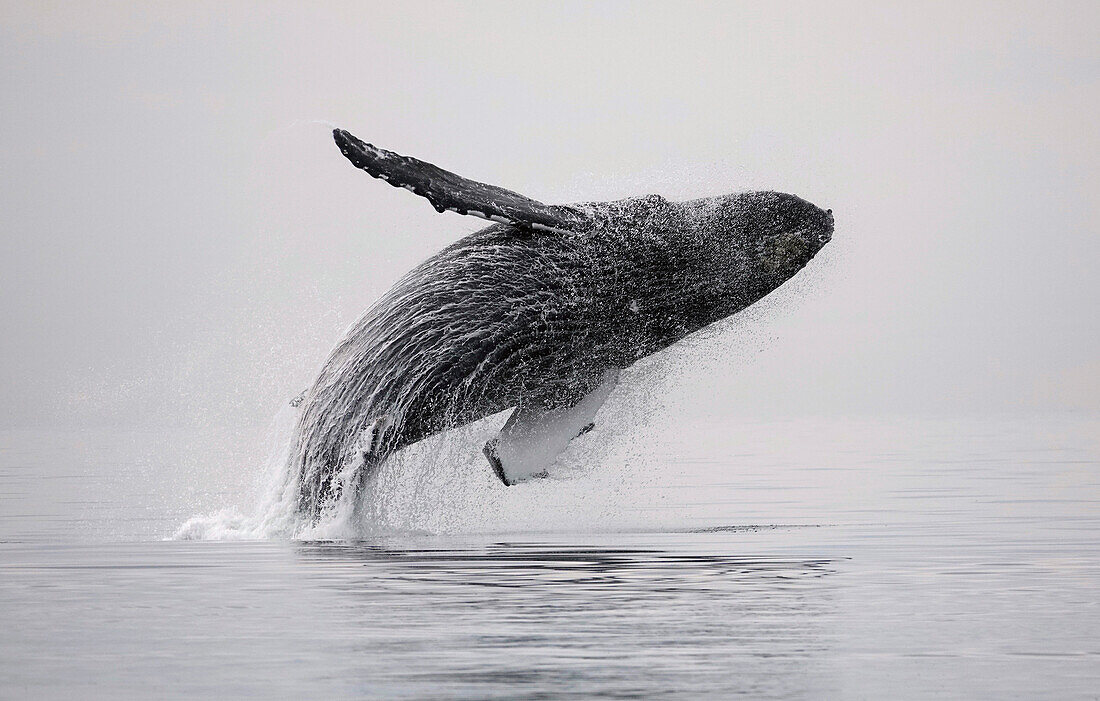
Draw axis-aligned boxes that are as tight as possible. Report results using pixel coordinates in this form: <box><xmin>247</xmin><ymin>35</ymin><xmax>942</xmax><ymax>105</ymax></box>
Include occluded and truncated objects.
<box><xmin>2</xmin><ymin>1</ymin><xmax>1097</xmax><ymax>430</ymax></box>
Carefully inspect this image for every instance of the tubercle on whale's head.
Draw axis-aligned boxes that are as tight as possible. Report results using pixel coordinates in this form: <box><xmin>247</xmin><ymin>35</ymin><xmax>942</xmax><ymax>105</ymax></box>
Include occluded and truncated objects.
<box><xmin>688</xmin><ymin>190</ymin><xmax>833</xmax><ymax>284</ymax></box>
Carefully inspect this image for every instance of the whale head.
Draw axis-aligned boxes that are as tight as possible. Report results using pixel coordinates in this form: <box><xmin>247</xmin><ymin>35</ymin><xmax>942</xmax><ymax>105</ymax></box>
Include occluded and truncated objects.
<box><xmin>689</xmin><ymin>190</ymin><xmax>831</xmax><ymax>281</ymax></box>
<box><xmin>723</xmin><ymin>191</ymin><xmax>831</xmax><ymax>276</ymax></box>
<box><xmin>650</xmin><ymin>190</ymin><xmax>833</xmax><ymax>329</ymax></box>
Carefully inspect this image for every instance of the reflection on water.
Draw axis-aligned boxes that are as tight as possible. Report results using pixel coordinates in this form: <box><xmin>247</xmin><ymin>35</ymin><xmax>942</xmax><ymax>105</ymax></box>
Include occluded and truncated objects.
<box><xmin>295</xmin><ymin>540</ymin><xmax>836</xmax><ymax>584</ymax></box>
<box><xmin>295</xmin><ymin>541</ymin><xmax>839</xmax><ymax>699</ymax></box>
<box><xmin>1</xmin><ymin>537</ymin><xmax>840</xmax><ymax>699</ymax></box>
<box><xmin>1</xmin><ymin>414</ymin><xmax>1098</xmax><ymax>698</ymax></box>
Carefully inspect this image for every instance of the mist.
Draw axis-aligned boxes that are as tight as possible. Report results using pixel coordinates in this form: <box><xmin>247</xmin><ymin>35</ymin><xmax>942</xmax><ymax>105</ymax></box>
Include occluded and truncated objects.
<box><xmin>1</xmin><ymin>0</ymin><xmax>1097</xmax><ymax>430</ymax></box>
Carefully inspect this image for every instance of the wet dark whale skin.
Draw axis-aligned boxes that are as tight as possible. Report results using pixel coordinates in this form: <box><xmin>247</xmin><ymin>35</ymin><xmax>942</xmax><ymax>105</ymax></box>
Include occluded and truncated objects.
<box><xmin>291</xmin><ymin>191</ymin><xmax>833</xmax><ymax>516</ymax></box>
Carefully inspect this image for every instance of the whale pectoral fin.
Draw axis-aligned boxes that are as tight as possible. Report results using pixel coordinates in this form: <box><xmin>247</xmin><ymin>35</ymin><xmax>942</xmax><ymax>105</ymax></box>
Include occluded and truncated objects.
<box><xmin>484</xmin><ymin>369</ymin><xmax>620</xmax><ymax>486</ymax></box>
<box><xmin>333</xmin><ymin>128</ymin><xmax>592</xmax><ymax>234</ymax></box>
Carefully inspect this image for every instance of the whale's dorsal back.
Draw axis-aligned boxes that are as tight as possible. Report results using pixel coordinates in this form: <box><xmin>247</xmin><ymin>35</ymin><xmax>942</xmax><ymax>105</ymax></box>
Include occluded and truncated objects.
<box><xmin>333</xmin><ymin>129</ymin><xmax>592</xmax><ymax>234</ymax></box>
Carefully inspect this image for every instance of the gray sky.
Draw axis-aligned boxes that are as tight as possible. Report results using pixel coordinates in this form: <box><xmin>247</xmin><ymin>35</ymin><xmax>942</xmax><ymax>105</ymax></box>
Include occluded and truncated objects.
<box><xmin>1</xmin><ymin>0</ymin><xmax>1097</xmax><ymax>429</ymax></box>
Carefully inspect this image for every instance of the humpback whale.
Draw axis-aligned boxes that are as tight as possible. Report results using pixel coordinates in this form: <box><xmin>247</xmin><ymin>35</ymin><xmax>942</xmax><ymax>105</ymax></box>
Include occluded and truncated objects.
<box><xmin>290</xmin><ymin>128</ymin><xmax>833</xmax><ymax>518</ymax></box>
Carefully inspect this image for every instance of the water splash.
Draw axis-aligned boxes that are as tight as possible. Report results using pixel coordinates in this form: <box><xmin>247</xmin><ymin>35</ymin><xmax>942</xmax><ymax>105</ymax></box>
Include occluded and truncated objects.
<box><xmin>171</xmin><ymin>405</ymin><xmax>305</xmax><ymax>540</ymax></box>
<box><xmin>169</xmin><ymin>359</ymin><xmax>688</xmax><ymax>541</ymax></box>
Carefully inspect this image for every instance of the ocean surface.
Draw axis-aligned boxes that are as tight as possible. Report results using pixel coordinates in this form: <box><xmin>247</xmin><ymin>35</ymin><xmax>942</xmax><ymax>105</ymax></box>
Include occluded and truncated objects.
<box><xmin>1</xmin><ymin>413</ymin><xmax>1098</xmax><ymax>699</ymax></box>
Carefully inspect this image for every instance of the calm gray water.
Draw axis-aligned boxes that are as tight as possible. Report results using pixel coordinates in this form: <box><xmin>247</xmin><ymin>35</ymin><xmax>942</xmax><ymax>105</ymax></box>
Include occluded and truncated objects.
<box><xmin>1</xmin><ymin>414</ymin><xmax>1098</xmax><ymax>699</ymax></box>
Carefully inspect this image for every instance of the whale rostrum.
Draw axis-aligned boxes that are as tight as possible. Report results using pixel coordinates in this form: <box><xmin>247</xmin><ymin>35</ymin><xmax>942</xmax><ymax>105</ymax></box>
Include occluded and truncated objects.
<box><xmin>290</xmin><ymin>128</ymin><xmax>834</xmax><ymax>519</ymax></box>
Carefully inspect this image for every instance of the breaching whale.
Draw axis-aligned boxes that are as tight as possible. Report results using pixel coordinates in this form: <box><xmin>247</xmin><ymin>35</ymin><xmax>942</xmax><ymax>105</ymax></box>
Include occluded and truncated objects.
<box><xmin>290</xmin><ymin>128</ymin><xmax>833</xmax><ymax>519</ymax></box>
